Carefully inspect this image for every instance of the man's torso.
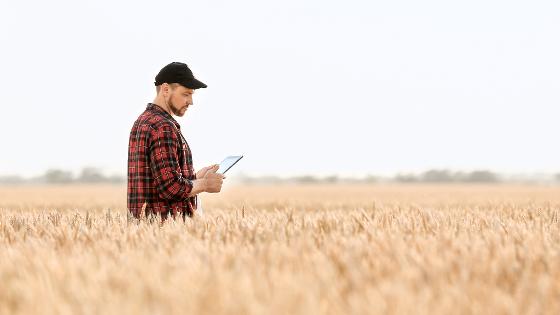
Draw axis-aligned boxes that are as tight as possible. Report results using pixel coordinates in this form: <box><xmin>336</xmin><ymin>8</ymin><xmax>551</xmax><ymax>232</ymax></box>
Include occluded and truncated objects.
<box><xmin>127</xmin><ymin>103</ymin><xmax>196</xmax><ymax>219</ymax></box>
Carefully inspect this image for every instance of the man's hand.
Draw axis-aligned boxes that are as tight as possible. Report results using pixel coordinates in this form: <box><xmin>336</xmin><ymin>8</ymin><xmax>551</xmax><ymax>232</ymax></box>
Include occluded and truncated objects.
<box><xmin>187</xmin><ymin>164</ymin><xmax>225</xmax><ymax>197</ymax></box>
<box><xmin>196</xmin><ymin>164</ymin><xmax>219</xmax><ymax>179</ymax></box>
<box><xmin>202</xmin><ymin>164</ymin><xmax>225</xmax><ymax>193</ymax></box>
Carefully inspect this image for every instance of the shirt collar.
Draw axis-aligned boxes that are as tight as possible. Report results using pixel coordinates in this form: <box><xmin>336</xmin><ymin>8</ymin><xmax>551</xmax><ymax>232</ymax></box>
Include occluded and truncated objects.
<box><xmin>146</xmin><ymin>103</ymin><xmax>181</xmax><ymax>129</ymax></box>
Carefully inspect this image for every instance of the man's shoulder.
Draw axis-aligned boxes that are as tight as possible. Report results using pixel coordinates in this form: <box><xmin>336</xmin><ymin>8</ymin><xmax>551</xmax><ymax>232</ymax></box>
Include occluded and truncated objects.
<box><xmin>132</xmin><ymin>109</ymin><xmax>176</xmax><ymax>133</ymax></box>
<box><xmin>131</xmin><ymin>118</ymin><xmax>179</xmax><ymax>149</ymax></box>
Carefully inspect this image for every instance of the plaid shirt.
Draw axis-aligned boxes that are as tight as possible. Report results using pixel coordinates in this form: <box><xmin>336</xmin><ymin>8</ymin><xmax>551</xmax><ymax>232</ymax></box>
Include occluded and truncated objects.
<box><xmin>127</xmin><ymin>103</ymin><xmax>197</xmax><ymax>219</ymax></box>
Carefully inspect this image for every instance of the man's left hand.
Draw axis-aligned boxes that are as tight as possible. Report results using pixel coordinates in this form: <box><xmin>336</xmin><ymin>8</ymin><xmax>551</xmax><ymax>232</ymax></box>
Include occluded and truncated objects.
<box><xmin>196</xmin><ymin>164</ymin><xmax>220</xmax><ymax>179</ymax></box>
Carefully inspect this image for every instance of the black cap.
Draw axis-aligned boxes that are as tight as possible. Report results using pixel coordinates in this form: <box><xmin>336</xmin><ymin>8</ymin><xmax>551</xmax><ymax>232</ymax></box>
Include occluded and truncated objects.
<box><xmin>154</xmin><ymin>62</ymin><xmax>207</xmax><ymax>89</ymax></box>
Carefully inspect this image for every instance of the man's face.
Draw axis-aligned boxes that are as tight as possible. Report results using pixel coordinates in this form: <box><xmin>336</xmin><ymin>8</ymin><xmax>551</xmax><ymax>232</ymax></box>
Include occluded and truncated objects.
<box><xmin>166</xmin><ymin>84</ymin><xmax>195</xmax><ymax>117</ymax></box>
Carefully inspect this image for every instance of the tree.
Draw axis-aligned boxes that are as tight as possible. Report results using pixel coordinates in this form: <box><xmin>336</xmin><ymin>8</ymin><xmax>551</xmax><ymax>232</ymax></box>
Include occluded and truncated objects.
<box><xmin>78</xmin><ymin>167</ymin><xmax>105</xmax><ymax>183</ymax></box>
<box><xmin>324</xmin><ymin>175</ymin><xmax>339</xmax><ymax>183</ymax></box>
<box><xmin>292</xmin><ymin>175</ymin><xmax>318</xmax><ymax>183</ymax></box>
<box><xmin>107</xmin><ymin>174</ymin><xmax>125</xmax><ymax>183</ymax></box>
<box><xmin>43</xmin><ymin>169</ymin><xmax>73</xmax><ymax>183</ymax></box>
<box><xmin>421</xmin><ymin>169</ymin><xmax>454</xmax><ymax>182</ymax></box>
<box><xmin>0</xmin><ymin>175</ymin><xmax>24</xmax><ymax>184</ymax></box>
<box><xmin>466</xmin><ymin>170</ymin><xmax>498</xmax><ymax>183</ymax></box>
<box><xmin>394</xmin><ymin>173</ymin><xmax>418</xmax><ymax>183</ymax></box>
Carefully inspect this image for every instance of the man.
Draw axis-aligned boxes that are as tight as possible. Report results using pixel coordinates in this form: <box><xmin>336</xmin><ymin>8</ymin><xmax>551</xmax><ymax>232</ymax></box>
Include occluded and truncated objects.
<box><xmin>127</xmin><ymin>62</ymin><xmax>224</xmax><ymax>220</ymax></box>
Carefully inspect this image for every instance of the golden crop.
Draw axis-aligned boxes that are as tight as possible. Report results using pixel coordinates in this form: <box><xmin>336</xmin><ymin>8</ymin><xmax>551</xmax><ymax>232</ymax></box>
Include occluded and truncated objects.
<box><xmin>1</xmin><ymin>184</ymin><xmax>559</xmax><ymax>314</ymax></box>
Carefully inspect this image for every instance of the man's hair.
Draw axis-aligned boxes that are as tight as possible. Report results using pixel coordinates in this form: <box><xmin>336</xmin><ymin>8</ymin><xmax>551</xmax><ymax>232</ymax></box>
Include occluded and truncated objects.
<box><xmin>156</xmin><ymin>83</ymin><xmax>180</xmax><ymax>93</ymax></box>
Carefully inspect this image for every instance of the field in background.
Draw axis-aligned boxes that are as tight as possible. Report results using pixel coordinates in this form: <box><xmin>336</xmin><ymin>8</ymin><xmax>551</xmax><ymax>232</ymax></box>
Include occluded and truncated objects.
<box><xmin>1</xmin><ymin>184</ymin><xmax>559</xmax><ymax>314</ymax></box>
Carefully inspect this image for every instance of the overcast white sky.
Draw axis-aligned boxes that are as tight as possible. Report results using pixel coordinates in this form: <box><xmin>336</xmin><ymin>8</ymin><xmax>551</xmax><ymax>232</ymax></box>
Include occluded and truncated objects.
<box><xmin>0</xmin><ymin>0</ymin><xmax>558</xmax><ymax>178</ymax></box>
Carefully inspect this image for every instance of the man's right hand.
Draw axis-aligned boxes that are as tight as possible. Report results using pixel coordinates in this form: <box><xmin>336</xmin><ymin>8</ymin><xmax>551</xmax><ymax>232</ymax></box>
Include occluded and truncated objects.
<box><xmin>203</xmin><ymin>164</ymin><xmax>225</xmax><ymax>193</ymax></box>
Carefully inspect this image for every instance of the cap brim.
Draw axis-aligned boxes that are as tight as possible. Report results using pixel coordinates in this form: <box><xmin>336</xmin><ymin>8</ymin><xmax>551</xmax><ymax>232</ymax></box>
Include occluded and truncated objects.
<box><xmin>180</xmin><ymin>78</ymin><xmax>207</xmax><ymax>89</ymax></box>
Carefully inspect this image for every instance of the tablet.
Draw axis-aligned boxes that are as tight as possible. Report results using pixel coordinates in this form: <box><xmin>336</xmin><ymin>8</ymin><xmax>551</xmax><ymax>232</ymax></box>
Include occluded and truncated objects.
<box><xmin>217</xmin><ymin>155</ymin><xmax>243</xmax><ymax>174</ymax></box>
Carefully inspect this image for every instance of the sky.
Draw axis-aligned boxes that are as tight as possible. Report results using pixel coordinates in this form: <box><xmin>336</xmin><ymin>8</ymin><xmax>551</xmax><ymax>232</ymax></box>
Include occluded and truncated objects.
<box><xmin>0</xmin><ymin>0</ymin><xmax>559</xmax><ymax>178</ymax></box>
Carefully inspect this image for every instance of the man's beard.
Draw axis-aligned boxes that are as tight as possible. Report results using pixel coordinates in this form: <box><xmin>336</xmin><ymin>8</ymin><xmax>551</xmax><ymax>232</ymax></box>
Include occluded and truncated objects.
<box><xmin>167</xmin><ymin>96</ymin><xmax>186</xmax><ymax>116</ymax></box>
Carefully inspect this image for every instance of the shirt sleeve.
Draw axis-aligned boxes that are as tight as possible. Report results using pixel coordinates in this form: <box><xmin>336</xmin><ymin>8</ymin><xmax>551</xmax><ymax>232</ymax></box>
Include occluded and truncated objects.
<box><xmin>148</xmin><ymin>123</ymin><xmax>193</xmax><ymax>201</ymax></box>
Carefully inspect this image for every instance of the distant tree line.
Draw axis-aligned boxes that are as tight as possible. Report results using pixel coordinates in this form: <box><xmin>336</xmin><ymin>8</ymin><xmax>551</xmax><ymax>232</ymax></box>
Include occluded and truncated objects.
<box><xmin>0</xmin><ymin>168</ymin><xmax>559</xmax><ymax>185</ymax></box>
<box><xmin>238</xmin><ymin>170</ymin><xmax>560</xmax><ymax>185</ymax></box>
<box><xmin>394</xmin><ymin>170</ymin><xmax>499</xmax><ymax>183</ymax></box>
<box><xmin>0</xmin><ymin>167</ymin><xmax>125</xmax><ymax>184</ymax></box>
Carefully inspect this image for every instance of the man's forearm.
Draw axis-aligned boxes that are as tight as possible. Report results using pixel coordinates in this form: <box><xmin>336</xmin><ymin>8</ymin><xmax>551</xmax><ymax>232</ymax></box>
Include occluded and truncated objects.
<box><xmin>187</xmin><ymin>179</ymin><xmax>207</xmax><ymax>197</ymax></box>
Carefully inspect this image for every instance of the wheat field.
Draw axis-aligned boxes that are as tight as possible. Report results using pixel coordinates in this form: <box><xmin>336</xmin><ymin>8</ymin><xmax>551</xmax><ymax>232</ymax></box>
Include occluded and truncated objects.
<box><xmin>0</xmin><ymin>183</ymin><xmax>559</xmax><ymax>315</ymax></box>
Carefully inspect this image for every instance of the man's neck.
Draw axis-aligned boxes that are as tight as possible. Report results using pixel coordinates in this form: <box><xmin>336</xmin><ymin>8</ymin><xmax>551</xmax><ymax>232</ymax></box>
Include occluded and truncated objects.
<box><xmin>152</xmin><ymin>96</ymin><xmax>172</xmax><ymax>116</ymax></box>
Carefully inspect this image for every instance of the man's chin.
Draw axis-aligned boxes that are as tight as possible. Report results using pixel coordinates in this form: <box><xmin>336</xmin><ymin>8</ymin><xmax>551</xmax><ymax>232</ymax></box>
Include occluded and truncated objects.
<box><xmin>173</xmin><ymin>108</ymin><xmax>187</xmax><ymax>117</ymax></box>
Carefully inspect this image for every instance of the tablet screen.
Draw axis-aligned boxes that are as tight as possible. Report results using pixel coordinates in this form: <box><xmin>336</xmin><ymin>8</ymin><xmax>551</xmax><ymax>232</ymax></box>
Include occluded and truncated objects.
<box><xmin>217</xmin><ymin>155</ymin><xmax>243</xmax><ymax>174</ymax></box>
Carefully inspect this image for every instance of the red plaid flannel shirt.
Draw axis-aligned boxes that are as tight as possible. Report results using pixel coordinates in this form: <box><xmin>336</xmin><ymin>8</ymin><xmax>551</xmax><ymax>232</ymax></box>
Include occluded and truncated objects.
<box><xmin>127</xmin><ymin>103</ymin><xmax>197</xmax><ymax>219</ymax></box>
